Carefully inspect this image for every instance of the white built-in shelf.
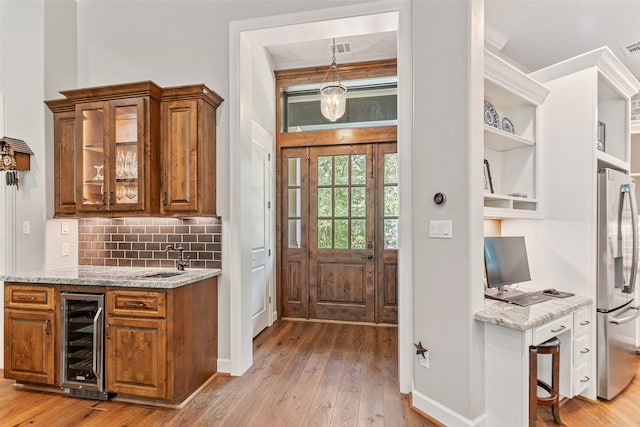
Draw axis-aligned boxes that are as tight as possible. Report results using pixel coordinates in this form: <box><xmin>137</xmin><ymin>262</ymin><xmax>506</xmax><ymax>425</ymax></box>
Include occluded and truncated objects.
<box><xmin>483</xmin><ymin>50</ymin><xmax>549</xmax><ymax>219</ymax></box>
<box><xmin>484</xmin><ymin>125</ymin><xmax>535</xmax><ymax>151</ymax></box>
<box><xmin>596</xmin><ymin>149</ymin><xmax>629</xmax><ymax>172</ymax></box>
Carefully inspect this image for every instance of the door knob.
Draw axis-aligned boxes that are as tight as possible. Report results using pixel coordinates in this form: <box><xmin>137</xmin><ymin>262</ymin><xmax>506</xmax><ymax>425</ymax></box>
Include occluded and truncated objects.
<box><xmin>367</xmin><ymin>254</ymin><xmax>374</xmax><ymax>260</ymax></box>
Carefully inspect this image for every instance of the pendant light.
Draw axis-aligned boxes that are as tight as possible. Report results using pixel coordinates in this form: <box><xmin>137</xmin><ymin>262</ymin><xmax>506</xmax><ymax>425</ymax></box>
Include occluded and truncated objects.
<box><xmin>319</xmin><ymin>38</ymin><xmax>347</xmax><ymax>122</ymax></box>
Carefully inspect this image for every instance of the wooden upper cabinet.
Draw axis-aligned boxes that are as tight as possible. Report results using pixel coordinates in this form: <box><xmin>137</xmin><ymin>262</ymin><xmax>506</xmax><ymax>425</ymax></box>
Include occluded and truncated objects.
<box><xmin>46</xmin><ymin>100</ymin><xmax>77</xmax><ymax>215</ymax></box>
<box><xmin>45</xmin><ymin>81</ymin><xmax>222</xmax><ymax>217</ymax></box>
<box><xmin>160</xmin><ymin>85</ymin><xmax>222</xmax><ymax>216</ymax></box>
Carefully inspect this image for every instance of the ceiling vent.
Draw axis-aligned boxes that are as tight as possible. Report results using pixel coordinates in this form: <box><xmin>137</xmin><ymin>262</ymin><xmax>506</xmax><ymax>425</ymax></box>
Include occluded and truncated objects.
<box><xmin>333</xmin><ymin>41</ymin><xmax>351</xmax><ymax>55</ymax></box>
<box><xmin>622</xmin><ymin>40</ymin><xmax>640</xmax><ymax>57</ymax></box>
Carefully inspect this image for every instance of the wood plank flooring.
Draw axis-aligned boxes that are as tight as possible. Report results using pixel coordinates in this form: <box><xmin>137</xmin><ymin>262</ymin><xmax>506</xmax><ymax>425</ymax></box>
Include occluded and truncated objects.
<box><xmin>0</xmin><ymin>320</ymin><xmax>433</xmax><ymax>426</ymax></box>
<box><xmin>3</xmin><ymin>319</ymin><xmax>640</xmax><ymax>426</ymax></box>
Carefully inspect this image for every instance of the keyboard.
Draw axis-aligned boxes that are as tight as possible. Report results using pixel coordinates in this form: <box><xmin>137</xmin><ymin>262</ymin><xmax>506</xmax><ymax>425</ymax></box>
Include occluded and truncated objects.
<box><xmin>505</xmin><ymin>292</ymin><xmax>552</xmax><ymax>307</ymax></box>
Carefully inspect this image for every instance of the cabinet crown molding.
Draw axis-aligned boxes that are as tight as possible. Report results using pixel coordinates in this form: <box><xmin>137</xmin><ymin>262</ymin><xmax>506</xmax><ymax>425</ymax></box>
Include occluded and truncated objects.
<box><xmin>530</xmin><ymin>46</ymin><xmax>640</xmax><ymax>99</ymax></box>
<box><xmin>485</xmin><ymin>50</ymin><xmax>549</xmax><ymax>105</ymax></box>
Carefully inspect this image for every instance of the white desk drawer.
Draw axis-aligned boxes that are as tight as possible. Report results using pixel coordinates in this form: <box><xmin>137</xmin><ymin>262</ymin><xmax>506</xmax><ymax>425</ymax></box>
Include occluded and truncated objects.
<box><xmin>534</xmin><ymin>314</ymin><xmax>573</xmax><ymax>345</ymax></box>
<box><xmin>573</xmin><ymin>362</ymin><xmax>592</xmax><ymax>396</ymax></box>
<box><xmin>573</xmin><ymin>307</ymin><xmax>592</xmax><ymax>336</ymax></box>
<box><xmin>573</xmin><ymin>334</ymin><xmax>592</xmax><ymax>365</ymax></box>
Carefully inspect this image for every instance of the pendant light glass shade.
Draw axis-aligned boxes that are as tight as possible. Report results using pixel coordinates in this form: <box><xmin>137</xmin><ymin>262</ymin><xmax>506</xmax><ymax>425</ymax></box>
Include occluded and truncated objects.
<box><xmin>320</xmin><ymin>39</ymin><xmax>347</xmax><ymax>122</ymax></box>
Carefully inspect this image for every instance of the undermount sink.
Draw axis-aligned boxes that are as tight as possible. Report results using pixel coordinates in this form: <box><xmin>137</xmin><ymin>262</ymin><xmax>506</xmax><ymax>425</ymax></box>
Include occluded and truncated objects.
<box><xmin>143</xmin><ymin>271</ymin><xmax>184</xmax><ymax>279</ymax></box>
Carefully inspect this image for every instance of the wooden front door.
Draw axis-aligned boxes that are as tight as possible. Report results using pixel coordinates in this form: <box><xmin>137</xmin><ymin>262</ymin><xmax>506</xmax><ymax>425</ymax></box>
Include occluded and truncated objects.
<box><xmin>280</xmin><ymin>143</ymin><xmax>398</xmax><ymax>323</ymax></box>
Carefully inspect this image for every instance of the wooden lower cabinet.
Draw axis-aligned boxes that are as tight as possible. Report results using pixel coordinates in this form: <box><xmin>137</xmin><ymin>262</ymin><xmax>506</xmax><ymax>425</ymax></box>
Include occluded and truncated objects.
<box><xmin>106</xmin><ymin>316</ymin><xmax>168</xmax><ymax>399</ymax></box>
<box><xmin>4</xmin><ymin>309</ymin><xmax>57</xmax><ymax>385</ymax></box>
<box><xmin>4</xmin><ymin>277</ymin><xmax>217</xmax><ymax>406</ymax></box>
<box><xmin>105</xmin><ymin>276</ymin><xmax>218</xmax><ymax>404</ymax></box>
<box><xmin>4</xmin><ymin>284</ymin><xmax>58</xmax><ymax>385</ymax></box>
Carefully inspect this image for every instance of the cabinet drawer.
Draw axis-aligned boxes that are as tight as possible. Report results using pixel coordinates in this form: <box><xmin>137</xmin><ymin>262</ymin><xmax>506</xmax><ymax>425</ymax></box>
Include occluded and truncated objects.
<box><xmin>5</xmin><ymin>285</ymin><xmax>55</xmax><ymax>310</ymax></box>
<box><xmin>108</xmin><ymin>290</ymin><xmax>167</xmax><ymax>318</ymax></box>
<box><xmin>573</xmin><ymin>307</ymin><xmax>592</xmax><ymax>336</ymax></box>
<box><xmin>533</xmin><ymin>314</ymin><xmax>572</xmax><ymax>345</ymax></box>
<box><xmin>573</xmin><ymin>334</ymin><xmax>592</xmax><ymax>366</ymax></box>
<box><xmin>573</xmin><ymin>362</ymin><xmax>592</xmax><ymax>396</ymax></box>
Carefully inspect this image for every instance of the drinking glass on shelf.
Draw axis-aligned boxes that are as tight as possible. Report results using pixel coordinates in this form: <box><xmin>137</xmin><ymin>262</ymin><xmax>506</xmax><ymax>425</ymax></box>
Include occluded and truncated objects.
<box><xmin>125</xmin><ymin>184</ymin><xmax>137</xmax><ymax>200</ymax></box>
<box><xmin>115</xmin><ymin>184</ymin><xmax>125</xmax><ymax>201</ymax></box>
<box><xmin>92</xmin><ymin>165</ymin><xmax>104</xmax><ymax>181</ymax></box>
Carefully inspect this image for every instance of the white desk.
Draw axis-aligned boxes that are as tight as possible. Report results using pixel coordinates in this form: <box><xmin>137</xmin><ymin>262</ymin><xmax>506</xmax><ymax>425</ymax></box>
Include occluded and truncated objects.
<box><xmin>475</xmin><ymin>295</ymin><xmax>592</xmax><ymax>427</ymax></box>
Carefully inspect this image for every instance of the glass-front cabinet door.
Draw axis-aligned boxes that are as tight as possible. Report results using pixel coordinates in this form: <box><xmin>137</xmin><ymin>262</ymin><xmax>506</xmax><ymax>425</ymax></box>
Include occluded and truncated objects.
<box><xmin>76</xmin><ymin>98</ymin><xmax>145</xmax><ymax>212</ymax></box>
<box><xmin>78</xmin><ymin>101</ymin><xmax>107</xmax><ymax>212</ymax></box>
<box><xmin>111</xmin><ymin>98</ymin><xmax>144</xmax><ymax>211</ymax></box>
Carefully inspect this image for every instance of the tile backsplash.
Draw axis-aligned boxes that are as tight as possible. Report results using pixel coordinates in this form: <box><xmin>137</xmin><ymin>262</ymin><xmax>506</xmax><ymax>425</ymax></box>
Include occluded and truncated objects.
<box><xmin>78</xmin><ymin>217</ymin><xmax>221</xmax><ymax>269</ymax></box>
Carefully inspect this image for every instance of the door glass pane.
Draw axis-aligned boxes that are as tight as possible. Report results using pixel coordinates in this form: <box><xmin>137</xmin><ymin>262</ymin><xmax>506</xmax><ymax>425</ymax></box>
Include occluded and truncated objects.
<box><xmin>318</xmin><ymin>188</ymin><xmax>333</xmax><ymax>217</ymax></box>
<box><xmin>288</xmin><ymin>158</ymin><xmax>301</xmax><ymax>186</ymax></box>
<box><xmin>351</xmin><ymin>187</ymin><xmax>366</xmax><ymax>217</ymax></box>
<box><xmin>318</xmin><ymin>219</ymin><xmax>332</xmax><ymax>249</ymax></box>
<box><xmin>81</xmin><ymin>107</ymin><xmax>105</xmax><ymax>205</ymax></box>
<box><xmin>288</xmin><ymin>189</ymin><xmax>301</xmax><ymax>217</ymax></box>
<box><xmin>351</xmin><ymin>219</ymin><xmax>366</xmax><ymax>249</ymax></box>
<box><xmin>335</xmin><ymin>188</ymin><xmax>349</xmax><ymax>217</ymax></box>
<box><xmin>335</xmin><ymin>220</ymin><xmax>349</xmax><ymax>249</ymax></box>
<box><xmin>335</xmin><ymin>155</ymin><xmax>349</xmax><ymax>185</ymax></box>
<box><xmin>288</xmin><ymin>219</ymin><xmax>302</xmax><ymax>249</ymax></box>
<box><xmin>384</xmin><ymin>219</ymin><xmax>399</xmax><ymax>249</ymax></box>
<box><xmin>384</xmin><ymin>153</ymin><xmax>398</xmax><ymax>184</ymax></box>
<box><xmin>351</xmin><ymin>155</ymin><xmax>366</xmax><ymax>184</ymax></box>
<box><xmin>384</xmin><ymin>186</ymin><xmax>399</xmax><ymax>216</ymax></box>
<box><xmin>318</xmin><ymin>156</ymin><xmax>333</xmax><ymax>186</ymax></box>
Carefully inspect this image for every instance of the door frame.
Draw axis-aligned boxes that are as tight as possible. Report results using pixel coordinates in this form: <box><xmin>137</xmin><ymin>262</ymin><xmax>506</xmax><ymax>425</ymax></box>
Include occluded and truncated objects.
<box><xmin>229</xmin><ymin>3</ymin><xmax>414</xmax><ymax>392</ymax></box>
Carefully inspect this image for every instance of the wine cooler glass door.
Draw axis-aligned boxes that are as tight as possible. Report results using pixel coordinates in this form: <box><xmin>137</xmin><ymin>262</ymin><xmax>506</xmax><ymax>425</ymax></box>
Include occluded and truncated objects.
<box><xmin>60</xmin><ymin>293</ymin><xmax>105</xmax><ymax>392</ymax></box>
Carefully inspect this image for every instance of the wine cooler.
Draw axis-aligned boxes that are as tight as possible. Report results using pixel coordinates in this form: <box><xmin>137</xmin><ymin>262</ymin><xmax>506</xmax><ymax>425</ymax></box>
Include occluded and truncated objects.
<box><xmin>60</xmin><ymin>292</ymin><xmax>112</xmax><ymax>400</ymax></box>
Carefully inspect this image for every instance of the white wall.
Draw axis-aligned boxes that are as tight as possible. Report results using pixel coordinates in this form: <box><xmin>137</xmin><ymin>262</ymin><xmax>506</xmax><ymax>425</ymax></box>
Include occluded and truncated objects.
<box><xmin>44</xmin><ymin>0</ymin><xmax>78</xmax><ymax>269</ymax></box>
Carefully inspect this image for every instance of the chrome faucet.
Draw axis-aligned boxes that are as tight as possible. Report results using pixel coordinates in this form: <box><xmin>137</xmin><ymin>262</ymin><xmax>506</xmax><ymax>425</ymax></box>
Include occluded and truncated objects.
<box><xmin>165</xmin><ymin>245</ymin><xmax>190</xmax><ymax>271</ymax></box>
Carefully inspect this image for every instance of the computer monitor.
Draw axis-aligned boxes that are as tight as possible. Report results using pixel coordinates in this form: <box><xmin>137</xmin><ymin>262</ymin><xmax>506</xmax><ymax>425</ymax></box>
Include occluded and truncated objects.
<box><xmin>484</xmin><ymin>236</ymin><xmax>531</xmax><ymax>300</ymax></box>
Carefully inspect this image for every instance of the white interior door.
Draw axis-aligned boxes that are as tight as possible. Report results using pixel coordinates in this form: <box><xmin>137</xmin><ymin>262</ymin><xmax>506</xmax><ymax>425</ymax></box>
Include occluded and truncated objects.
<box><xmin>250</xmin><ymin>121</ymin><xmax>274</xmax><ymax>337</ymax></box>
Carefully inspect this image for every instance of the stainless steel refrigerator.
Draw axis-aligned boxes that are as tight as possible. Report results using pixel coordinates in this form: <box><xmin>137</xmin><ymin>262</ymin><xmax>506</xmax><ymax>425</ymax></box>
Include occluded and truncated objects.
<box><xmin>597</xmin><ymin>168</ymin><xmax>640</xmax><ymax>400</ymax></box>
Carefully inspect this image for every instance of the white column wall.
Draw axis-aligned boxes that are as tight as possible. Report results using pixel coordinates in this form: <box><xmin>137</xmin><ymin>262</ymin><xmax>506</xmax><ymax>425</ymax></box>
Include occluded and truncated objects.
<box><xmin>410</xmin><ymin>1</ymin><xmax>486</xmax><ymax>426</ymax></box>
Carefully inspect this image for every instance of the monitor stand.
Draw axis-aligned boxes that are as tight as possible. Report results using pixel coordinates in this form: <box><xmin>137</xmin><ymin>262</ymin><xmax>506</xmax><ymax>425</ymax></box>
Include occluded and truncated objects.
<box><xmin>485</xmin><ymin>286</ymin><xmax>526</xmax><ymax>301</ymax></box>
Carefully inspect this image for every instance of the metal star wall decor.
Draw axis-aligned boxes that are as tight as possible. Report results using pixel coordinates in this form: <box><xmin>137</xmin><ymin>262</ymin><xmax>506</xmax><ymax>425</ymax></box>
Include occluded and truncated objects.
<box><xmin>414</xmin><ymin>341</ymin><xmax>428</xmax><ymax>358</ymax></box>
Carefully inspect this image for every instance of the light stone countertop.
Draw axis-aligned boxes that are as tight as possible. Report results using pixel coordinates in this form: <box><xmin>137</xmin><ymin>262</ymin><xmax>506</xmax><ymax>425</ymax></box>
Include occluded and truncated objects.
<box><xmin>2</xmin><ymin>265</ymin><xmax>221</xmax><ymax>289</ymax></box>
<box><xmin>474</xmin><ymin>294</ymin><xmax>592</xmax><ymax>331</ymax></box>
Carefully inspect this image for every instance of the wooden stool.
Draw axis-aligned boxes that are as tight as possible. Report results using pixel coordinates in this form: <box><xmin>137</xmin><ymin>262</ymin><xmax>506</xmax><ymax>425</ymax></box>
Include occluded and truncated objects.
<box><xmin>529</xmin><ymin>337</ymin><xmax>566</xmax><ymax>426</ymax></box>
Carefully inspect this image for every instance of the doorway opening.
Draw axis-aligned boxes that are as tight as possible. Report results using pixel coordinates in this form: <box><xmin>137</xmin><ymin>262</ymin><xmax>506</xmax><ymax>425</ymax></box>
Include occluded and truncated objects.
<box><xmin>230</xmin><ymin>7</ymin><xmax>412</xmax><ymax>390</ymax></box>
<box><xmin>275</xmin><ymin>61</ymin><xmax>398</xmax><ymax>324</ymax></box>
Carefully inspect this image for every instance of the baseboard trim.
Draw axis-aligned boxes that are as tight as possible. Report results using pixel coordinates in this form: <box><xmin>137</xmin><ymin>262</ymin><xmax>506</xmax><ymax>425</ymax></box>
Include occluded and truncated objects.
<box><xmin>217</xmin><ymin>357</ymin><xmax>231</xmax><ymax>374</ymax></box>
<box><xmin>411</xmin><ymin>386</ymin><xmax>488</xmax><ymax>427</ymax></box>
<box><xmin>408</xmin><ymin>392</ymin><xmax>447</xmax><ymax>426</ymax></box>
<box><xmin>281</xmin><ymin>316</ymin><xmax>398</xmax><ymax>328</ymax></box>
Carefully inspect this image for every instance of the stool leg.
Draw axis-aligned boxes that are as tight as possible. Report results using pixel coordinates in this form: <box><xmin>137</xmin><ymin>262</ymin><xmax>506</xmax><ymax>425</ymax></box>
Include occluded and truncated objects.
<box><xmin>550</xmin><ymin>348</ymin><xmax>566</xmax><ymax>426</ymax></box>
<box><xmin>529</xmin><ymin>346</ymin><xmax>538</xmax><ymax>427</ymax></box>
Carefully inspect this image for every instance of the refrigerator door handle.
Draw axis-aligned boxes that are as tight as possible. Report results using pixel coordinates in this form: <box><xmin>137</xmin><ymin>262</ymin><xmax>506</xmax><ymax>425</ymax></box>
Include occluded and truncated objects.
<box><xmin>609</xmin><ymin>305</ymin><xmax>640</xmax><ymax>325</ymax></box>
<box><xmin>619</xmin><ymin>183</ymin><xmax>638</xmax><ymax>294</ymax></box>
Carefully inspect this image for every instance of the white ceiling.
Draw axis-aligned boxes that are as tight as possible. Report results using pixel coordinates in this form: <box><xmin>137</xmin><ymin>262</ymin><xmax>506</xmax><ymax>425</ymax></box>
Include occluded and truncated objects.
<box><xmin>265</xmin><ymin>1</ymin><xmax>640</xmax><ymax>89</ymax></box>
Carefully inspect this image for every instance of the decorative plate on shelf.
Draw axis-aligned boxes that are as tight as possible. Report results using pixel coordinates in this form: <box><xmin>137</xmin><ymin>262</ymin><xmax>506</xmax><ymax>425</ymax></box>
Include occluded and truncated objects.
<box><xmin>484</xmin><ymin>100</ymin><xmax>499</xmax><ymax>127</ymax></box>
<box><xmin>502</xmin><ymin>117</ymin><xmax>514</xmax><ymax>134</ymax></box>
<box><xmin>502</xmin><ymin>117</ymin><xmax>515</xmax><ymax>133</ymax></box>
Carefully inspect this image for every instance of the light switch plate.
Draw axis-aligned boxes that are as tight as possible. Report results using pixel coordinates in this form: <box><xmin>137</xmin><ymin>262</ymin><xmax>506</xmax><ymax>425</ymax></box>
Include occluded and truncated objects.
<box><xmin>61</xmin><ymin>221</ymin><xmax>70</xmax><ymax>235</ymax></box>
<box><xmin>61</xmin><ymin>242</ymin><xmax>70</xmax><ymax>257</ymax></box>
<box><xmin>22</xmin><ymin>221</ymin><xmax>30</xmax><ymax>235</ymax></box>
<box><xmin>429</xmin><ymin>220</ymin><xmax>452</xmax><ymax>239</ymax></box>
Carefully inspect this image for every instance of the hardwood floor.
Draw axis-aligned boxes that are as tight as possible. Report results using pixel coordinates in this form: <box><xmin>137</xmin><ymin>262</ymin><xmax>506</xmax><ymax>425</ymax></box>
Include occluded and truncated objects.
<box><xmin>4</xmin><ymin>319</ymin><xmax>639</xmax><ymax>426</ymax></box>
<box><xmin>0</xmin><ymin>320</ymin><xmax>434</xmax><ymax>426</ymax></box>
